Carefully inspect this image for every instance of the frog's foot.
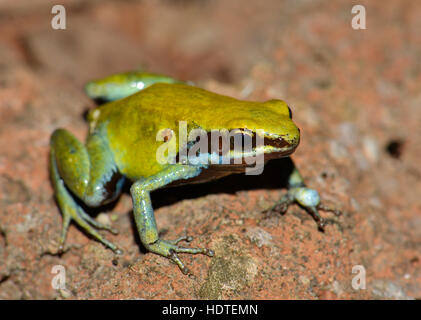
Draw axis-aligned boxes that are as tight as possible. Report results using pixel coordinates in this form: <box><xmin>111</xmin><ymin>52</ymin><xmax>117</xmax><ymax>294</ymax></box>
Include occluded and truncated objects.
<box><xmin>263</xmin><ymin>193</ymin><xmax>294</xmax><ymax>216</ymax></box>
<box><xmin>266</xmin><ymin>187</ymin><xmax>342</xmax><ymax>231</ymax></box>
<box><xmin>77</xmin><ymin>209</ymin><xmax>119</xmax><ymax>235</ymax></box>
<box><xmin>146</xmin><ymin>237</ymin><xmax>214</xmax><ymax>275</ymax></box>
<box><xmin>58</xmin><ymin>204</ymin><xmax>122</xmax><ymax>255</ymax></box>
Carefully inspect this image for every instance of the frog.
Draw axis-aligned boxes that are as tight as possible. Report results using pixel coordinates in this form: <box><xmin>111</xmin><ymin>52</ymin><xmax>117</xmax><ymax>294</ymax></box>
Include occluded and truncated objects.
<box><xmin>50</xmin><ymin>71</ymin><xmax>341</xmax><ymax>274</ymax></box>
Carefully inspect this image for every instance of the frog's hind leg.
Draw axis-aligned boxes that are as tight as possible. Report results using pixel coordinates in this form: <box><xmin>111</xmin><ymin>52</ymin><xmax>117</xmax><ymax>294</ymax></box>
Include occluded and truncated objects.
<box><xmin>50</xmin><ymin>152</ymin><xmax>120</xmax><ymax>252</ymax></box>
<box><xmin>50</xmin><ymin>128</ymin><xmax>123</xmax><ymax>253</ymax></box>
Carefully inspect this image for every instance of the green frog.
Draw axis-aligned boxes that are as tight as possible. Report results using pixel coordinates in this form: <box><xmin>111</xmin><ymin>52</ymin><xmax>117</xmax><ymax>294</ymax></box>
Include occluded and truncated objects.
<box><xmin>50</xmin><ymin>71</ymin><xmax>340</xmax><ymax>274</ymax></box>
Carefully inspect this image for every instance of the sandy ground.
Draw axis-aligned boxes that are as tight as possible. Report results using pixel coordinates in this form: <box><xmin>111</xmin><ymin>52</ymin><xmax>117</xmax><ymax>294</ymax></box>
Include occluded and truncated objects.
<box><xmin>0</xmin><ymin>0</ymin><xmax>420</xmax><ymax>299</ymax></box>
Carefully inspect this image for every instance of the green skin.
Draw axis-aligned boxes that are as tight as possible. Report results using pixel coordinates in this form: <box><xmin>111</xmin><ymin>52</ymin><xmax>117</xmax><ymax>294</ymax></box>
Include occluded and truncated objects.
<box><xmin>50</xmin><ymin>71</ymin><xmax>341</xmax><ymax>275</ymax></box>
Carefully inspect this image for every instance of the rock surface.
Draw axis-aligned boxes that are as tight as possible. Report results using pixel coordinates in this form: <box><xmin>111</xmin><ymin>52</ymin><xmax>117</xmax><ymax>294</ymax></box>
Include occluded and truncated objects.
<box><xmin>0</xmin><ymin>0</ymin><xmax>419</xmax><ymax>299</ymax></box>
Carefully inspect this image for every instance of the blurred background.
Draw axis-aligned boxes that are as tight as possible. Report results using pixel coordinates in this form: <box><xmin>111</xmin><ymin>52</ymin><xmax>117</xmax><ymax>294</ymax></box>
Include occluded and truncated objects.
<box><xmin>0</xmin><ymin>0</ymin><xmax>420</xmax><ymax>299</ymax></box>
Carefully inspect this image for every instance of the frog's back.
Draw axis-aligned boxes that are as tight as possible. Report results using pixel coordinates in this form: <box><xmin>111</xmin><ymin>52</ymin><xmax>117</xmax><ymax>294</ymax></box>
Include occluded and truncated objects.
<box><xmin>87</xmin><ymin>84</ymin><xmax>228</xmax><ymax>179</ymax></box>
<box><xmin>88</xmin><ymin>83</ymin><xmax>290</xmax><ymax>180</ymax></box>
<box><xmin>103</xmin><ymin>83</ymin><xmax>261</xmax><ymax>126</ymax></box>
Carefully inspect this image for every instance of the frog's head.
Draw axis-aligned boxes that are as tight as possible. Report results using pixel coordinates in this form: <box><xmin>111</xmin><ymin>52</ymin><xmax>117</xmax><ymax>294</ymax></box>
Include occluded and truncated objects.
<box><xmin>218</xmin><ymin>99</ymin><xmax>300</xmax><ymax>161</ymax></box>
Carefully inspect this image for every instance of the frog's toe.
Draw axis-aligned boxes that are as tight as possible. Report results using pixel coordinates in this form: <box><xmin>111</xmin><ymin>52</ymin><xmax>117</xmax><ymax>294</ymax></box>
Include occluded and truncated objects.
<box><xmin>306</xmin><ymin>206</ymin><xmax>328</xmax><ymax>231</ymax></box>
<box><xmin>60</xmin><ymin>206</ymin><xmax>122</xmax><ymax>253</ymax></box>
<box><xmin>273</xmin><ymin>200</ymin><xmax>291</xmax><ymax>213</ymax></box>
<box><xmin>171</xmin><ymin>244</ymin><xmax>214</xmax><ymax>257</ymax></box>
<box><xmin>169</xmin><ymin>235</ymin><xmax>194</xmax><ymax>245</ymax></box>
<box><xmin>58</xmin><ymin>214</ymin><xmax>71</xmax><ymax>253</ymax></box>
<box><xmin>263</xmin><ymin>193</ymin><xmax>294</xmax><ymax>216</ymax></box>
<box><xmin>169</xmin><ymin>245</ymin><xmax>214</xmax><ymax>275</ymax></box>
<box><xmin>76</xmin><ymin>209</ymin><xmax>119</xmax><ymax>235</ymax></box>
<box><xmin>317</xmin><ymin>203</ymin><xmax>342</xmax><ymax>217</ymax></box>
<box><xmin>113</xmin><ymin>248</ymin><xmax>124</xmax><ymax>255</ymax></box>
<box><xmin>147</xmin><ymin>238</ymin><xmax>214</xmax><ymax>274</ymax></box>
<box><xmin>57</xmin><ymin>243</ymin><xmax>65</xmax><ymax>254</ymax></box>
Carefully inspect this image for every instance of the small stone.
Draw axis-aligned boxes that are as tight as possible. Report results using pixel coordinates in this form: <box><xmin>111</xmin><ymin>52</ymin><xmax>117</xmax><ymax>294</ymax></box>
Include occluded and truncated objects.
<box><xmin>246</xmin><ymin>227</ymin><xmax>273</xmax><ymax>248</ymax></box>
<box><xmin>96</xmin><ymin>213</ymin><xmax>111</xmax><ymax>226</ymax></box>
<box><xmin>299</xmin><ymin>275</ymin><xmax>310</xmax><ymax>286</ymax></box>
<box><xmin>372</xmin><ymin>280</ymin><xmax>413</xmax><ymax>300</ymax></box>
<box><xmin>59</xmin><ymin>288</ymin><xmax>72</xmax><ymax>299</ymax></box>
<box><xmin>362</xmin><ymin>136</ymin><xmax>379</xmax><ymax>163</ymax></box>
<box><xmin>329</xmin><ymin>140</ymin><xmax>349</xmax><ymax>159</ymax></box>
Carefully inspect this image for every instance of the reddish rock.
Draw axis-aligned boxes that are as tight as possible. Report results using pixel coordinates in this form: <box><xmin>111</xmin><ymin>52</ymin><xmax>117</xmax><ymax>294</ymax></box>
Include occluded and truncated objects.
<box><xmin>0</xmin><ymin>0</ymin><xmax>419</xmax><ymax>299</ymax></box>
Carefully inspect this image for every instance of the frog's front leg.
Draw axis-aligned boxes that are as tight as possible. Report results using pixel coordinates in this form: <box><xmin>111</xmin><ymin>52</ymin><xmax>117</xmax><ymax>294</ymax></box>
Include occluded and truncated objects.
<box><xmin>50</xmin><ymin>128</ymin><xmax>124</xmax><ymax>253</ymax></box>
<box><xmin>268</xmin><ymin>158</ymin><xmax>341</xmax><ymax>231</ymax></box>
<box><xmin>130</xmin><ymin>164</ymin><xmax>214</xmax><ymax>275</ymax></box>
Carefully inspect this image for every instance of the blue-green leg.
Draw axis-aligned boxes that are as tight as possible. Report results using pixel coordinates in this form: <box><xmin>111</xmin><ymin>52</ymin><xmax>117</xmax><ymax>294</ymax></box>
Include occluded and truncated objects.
<box><xmin>50</xmin><ymin>128</ymin><xmax>123</xmax><ymax>253</ymax></box>
<box><xmin>130</xmin><ymin>164</ymin><xmax>214</xmax><ymax>275</ymax></box>
<box><xmin>268</xmin><ymin>158</ymin><xmax>341</xmax><ymax>230</ymax></box>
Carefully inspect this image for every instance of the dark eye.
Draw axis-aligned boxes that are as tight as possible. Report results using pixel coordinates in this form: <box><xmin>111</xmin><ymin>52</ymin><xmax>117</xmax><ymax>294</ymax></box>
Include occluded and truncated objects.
<box><xmin>287</xmin><ymin>106</ymin><xmax>293</xmax><ymax>119</ymax></box>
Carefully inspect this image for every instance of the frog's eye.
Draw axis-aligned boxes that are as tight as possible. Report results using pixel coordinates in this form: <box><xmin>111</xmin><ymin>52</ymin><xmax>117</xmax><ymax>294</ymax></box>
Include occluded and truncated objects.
<box><xmin>287</xmin><ymin>106</ymin><xmax>293</xmax><ymax>119</ymax></box>
<box><xmin>229</xmin><ymin>129</ymin><xmax>256</xmax><ymax>150</ymax></box>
